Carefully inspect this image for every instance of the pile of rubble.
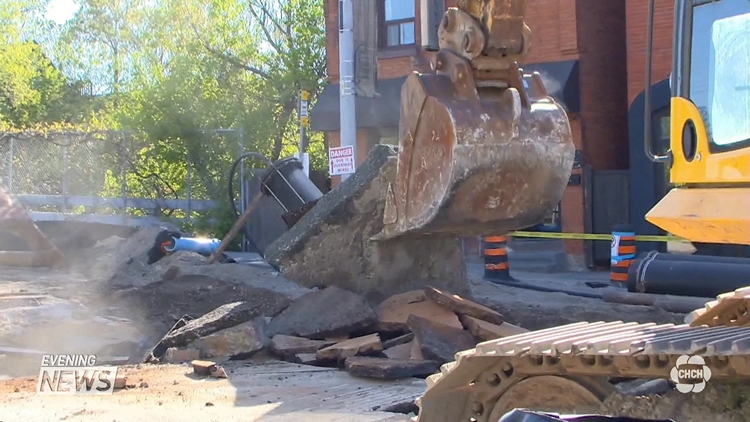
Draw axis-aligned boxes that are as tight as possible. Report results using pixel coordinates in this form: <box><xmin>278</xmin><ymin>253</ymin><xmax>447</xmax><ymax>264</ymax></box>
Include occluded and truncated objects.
<box><xmin>143</xmin><ymin>284</ymin><xmax>528</xmax><ymax>381</ymax></box>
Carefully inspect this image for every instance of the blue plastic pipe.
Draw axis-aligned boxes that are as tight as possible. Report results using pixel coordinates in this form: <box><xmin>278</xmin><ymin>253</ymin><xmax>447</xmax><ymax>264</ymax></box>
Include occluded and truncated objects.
<box><xmin>164</xmin><ymin>237</ymin><xmax>221</xmax><ymax>256</ymax></box>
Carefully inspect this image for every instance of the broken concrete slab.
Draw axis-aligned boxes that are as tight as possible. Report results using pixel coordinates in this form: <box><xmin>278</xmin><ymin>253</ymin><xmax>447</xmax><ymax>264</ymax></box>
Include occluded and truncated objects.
<box><xmin>458</xmin><ymin>315</ymin><xmax>528</xmax><ymax>341</ymax></box>
<box><xmin>376</xmin><ymin>290</ymin><xmax>462</xmax><ymax>332</ymax></box>
<box><xmin>316</xmin><ymin>333</ymin><xmax>382</xmax><ymax>361</ymax></box>
<box><xmin>269</xmin><ymin>335</ymin><xmax>331</xmax><ymax>358</ymax></box>
<box><xmin>425</xmin><ymin>286</ymin><xmax>504</xmax><ymax>325</ymax></box>
<box><xmin>410</xmin><ymin>338</ymin><xmax>424</xmax><ymax>360</ymax></box>
<box><xmin>264</xmin><ymin>145</ymin><xmax>470</xmax><ymax>302</ymax></box>
<box><xmin>159</xmin><ymin>302</ymin><xmax>265</xmax><ymax>352</ymax></box>
<box><xmin>383</xmin><ymin>342</ymin><xmax>412</xmax><ymax>360</ymax></box>
<box><xmin>266</xmin><ymin>286</ymin><xmax>377</xmax><ymax>339</ymax></box>
<box><xmin>408</xmin><ymin>314</ymin><xmax>477</xmax><ymax>364</ymax></box>
<box><xmin>144</xmin><ymin>315</ymin><xmax>194</xmax><ymax>362</ymax></box>
<box><xmin>114</xmin><ymin>376</ymin><xmax>127</xmax><ymax>389</ymax></box>
<box><xmin>188</xmin><ymin>317</ymin><xmax>266</xmax><ymax>359</ymax></box>
<box><xmin>192</xmin><ymin>360</ymin><xmax>218</xmax><ymax>376</ymax></box>
<box><xmin>345</xmin><ymin>357</ymin><xmax>440</xmax><ymax>380</ymax></box>
<box><xmin>164</xmin><ymin>347</ymin><xmax>200</xmax><ymax>364</ymax></box>
<box><xmin>381</xmin><ymin>333</ymin><xmax>414</xmax><ymax>350</ymax></box>
<box><xmin>294</xmin><ymin>353</ymin><xmax>320</xmax><ymax>365</ymax></box>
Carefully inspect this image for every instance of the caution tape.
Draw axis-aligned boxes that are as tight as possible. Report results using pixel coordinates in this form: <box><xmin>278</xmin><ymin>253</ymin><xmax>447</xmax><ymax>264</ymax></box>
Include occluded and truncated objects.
<box><xmin>509</xmin><ymin>231</ymin><xmax>689</xmax><ymax>243</ymax></box>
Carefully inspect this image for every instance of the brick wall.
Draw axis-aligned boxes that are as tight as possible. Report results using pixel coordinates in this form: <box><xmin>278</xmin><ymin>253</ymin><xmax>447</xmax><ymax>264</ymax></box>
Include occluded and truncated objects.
<box><xmin>626</xmin><ymin>0</ymin><xmax>674</xmax><ymax>105</ymax></box>
<box><xmin>322</xmin><ymin>0</ymin><xmax>634</xmax><ymax>257</ymax></box>
<box><xmin>576</xmin><ymin>0</ymin><xmax>630</xmax><ymax>171</ymax></box>
<box><xmin>325</xmin><ymin>0</ymin><xmax>340</xmax><ymax>83</ymax></box>
<box><xmin>525</xmin><ymin>0</ymin><xmax>580</xmax><ymax>62</ymax></box>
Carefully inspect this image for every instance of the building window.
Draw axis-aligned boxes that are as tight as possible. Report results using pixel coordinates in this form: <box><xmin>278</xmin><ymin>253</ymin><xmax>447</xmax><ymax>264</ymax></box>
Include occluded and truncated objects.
<box><xmin>382</xmin><ymin>0</ymin><xmax>416</xmax><ymax>48</ymax></box>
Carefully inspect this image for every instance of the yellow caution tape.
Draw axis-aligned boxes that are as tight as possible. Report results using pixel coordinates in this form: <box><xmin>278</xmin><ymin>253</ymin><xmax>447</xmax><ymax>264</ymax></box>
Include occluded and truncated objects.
<box><xmin>509</xmin><ymin>231</ymin><xmax>689</xmax><ymax>243</ymax></box>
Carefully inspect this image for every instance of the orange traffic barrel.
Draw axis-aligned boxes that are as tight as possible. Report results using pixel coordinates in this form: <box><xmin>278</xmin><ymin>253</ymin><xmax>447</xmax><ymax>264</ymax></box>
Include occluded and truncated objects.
<box><xmin>610</xmin><ymin>224</ymin><xmax>636</xmax><ymax>288</ymax></box>
<box><xmin>483</xmin><ymin>235</ymin><xmax>513</xmax><ymax>281</ymax></box>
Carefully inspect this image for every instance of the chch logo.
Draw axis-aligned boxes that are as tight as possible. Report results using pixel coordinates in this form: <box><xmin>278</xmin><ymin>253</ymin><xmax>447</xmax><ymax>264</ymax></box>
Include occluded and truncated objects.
<box><xmin>670</xmin><ymin>354</ymin><xmax>712</xmax><ymax>393</ymax></box>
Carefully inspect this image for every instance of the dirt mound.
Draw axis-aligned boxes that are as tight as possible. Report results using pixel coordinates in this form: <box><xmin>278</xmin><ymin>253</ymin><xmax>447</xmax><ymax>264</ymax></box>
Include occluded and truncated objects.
<box><xmin>66</xmin><ymin>226</ymin><xmax>162</xmax><ymax>283</ymax></box>
<box><xmin>62</xmin><ymin>228</ymin><xmax>312</xmax><ymax>342</ymax></box>
<box><xmin>113</xmin><ymin>273</ymin><xmax>297</xmax><ymax>338</ymax></box>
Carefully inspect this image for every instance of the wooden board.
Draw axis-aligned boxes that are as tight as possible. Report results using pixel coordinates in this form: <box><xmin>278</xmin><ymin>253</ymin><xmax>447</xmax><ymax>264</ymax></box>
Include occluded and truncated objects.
<box><xmin>316</xmin><ymin>333</ymin><xmax>382</xmax><ymax>360</ymax></box>
<box><xmin>424</xmin><ymin>285</ymin><xmax>504</xmax><ymax>325</ymax></box>
<box><xmin>376</xmin><ymin>290</ymin><xmax>462</xmax><ymax>331</ymax></box>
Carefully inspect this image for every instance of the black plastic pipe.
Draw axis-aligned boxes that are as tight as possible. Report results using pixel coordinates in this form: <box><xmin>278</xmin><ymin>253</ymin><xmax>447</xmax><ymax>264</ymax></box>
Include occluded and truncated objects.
<box><xmin>628</xmin><ymin>252</ymin><xmax>750</xmax><ymax>297</ymax></box>
<box><xmin>635</xmin><ymin>250</ymin><xmax>750</xmax><ymax>266</ymax></box>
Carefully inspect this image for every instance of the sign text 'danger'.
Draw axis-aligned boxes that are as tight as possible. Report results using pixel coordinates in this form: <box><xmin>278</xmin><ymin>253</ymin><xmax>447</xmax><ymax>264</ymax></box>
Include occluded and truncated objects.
<box><xmin>328</xmin><ymin>146</ymin><xmax>355</xmax><ymax>176</ymax></box>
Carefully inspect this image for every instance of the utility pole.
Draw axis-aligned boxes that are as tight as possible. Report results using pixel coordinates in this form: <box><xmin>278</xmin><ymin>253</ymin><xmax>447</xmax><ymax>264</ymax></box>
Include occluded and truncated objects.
<box><xmin>299</xmin><ymin>90</ymin><xmax>310</xmax><ymax>177</ymax></box>
<box><xmin>338</xmin><ymin>0</ymin><xmax>357</xmax><ymax>181</ymax></box>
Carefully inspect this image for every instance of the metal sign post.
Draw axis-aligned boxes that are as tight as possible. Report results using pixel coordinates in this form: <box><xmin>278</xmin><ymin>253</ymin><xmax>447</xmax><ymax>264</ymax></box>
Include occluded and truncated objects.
<box><xmin>298</xmin><ymin>90</ymin><xmax>310</xmax><ymax>177</ymax></box>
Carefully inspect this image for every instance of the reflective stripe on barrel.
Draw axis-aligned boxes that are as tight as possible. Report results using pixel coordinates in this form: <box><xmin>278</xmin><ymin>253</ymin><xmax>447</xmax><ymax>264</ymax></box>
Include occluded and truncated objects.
<box><xmin>611</xmin><ymin>225</ymin><xmax>636</xmax><ymax>287</ymax></box>
<box><xmin>484</xmin><ymin>235</ymin><xmax>511</xmax><ymax>280</ymax></box>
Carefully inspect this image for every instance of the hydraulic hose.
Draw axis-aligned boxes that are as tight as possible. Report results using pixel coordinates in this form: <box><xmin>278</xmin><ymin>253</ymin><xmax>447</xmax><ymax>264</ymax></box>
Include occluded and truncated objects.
<box><xmin>227</xmin><ymin>152</ymin><xmax>275</xmax><ymax>257</ymax></box>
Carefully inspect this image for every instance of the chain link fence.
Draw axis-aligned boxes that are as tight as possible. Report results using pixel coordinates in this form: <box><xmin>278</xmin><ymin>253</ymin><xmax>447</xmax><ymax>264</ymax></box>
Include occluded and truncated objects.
<box><xmin>0</xmin><ymin>130</ymin><xmax>225</xmax><ymax>223</ymax></box>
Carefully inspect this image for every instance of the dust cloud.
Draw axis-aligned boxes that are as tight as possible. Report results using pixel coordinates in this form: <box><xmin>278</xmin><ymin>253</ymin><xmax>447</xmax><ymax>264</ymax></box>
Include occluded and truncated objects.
<box><xmin>0</xmin><ymin>224</ymin><xmax>307</xmax><ymax>378</ymax></box>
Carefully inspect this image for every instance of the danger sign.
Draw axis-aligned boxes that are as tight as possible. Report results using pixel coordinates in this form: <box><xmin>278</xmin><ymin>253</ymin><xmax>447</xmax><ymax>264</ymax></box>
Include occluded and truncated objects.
<box><xmin>329</xmin><ymin>146</ymin><xmax>356</xmax><ymax>176</ymax></box>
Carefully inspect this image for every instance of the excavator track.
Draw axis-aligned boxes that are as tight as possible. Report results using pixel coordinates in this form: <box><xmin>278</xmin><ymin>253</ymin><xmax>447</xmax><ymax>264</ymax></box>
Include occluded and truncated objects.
<box><xmin>687</xmin><ymin>286</ymin><xmax>750</xmax><ymax>327</ymax></box>
<box><xmin>416</xmin><ymin>320</ymin><xmax>750</xmax><ymax>421</ymax></box>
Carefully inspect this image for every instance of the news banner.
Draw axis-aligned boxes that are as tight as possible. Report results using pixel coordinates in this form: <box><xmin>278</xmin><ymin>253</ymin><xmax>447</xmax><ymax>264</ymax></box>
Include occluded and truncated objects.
<box><xmin>37</xmin><ymin>354</ymin><xmax>118</xmax><ymax>395</ymax></box>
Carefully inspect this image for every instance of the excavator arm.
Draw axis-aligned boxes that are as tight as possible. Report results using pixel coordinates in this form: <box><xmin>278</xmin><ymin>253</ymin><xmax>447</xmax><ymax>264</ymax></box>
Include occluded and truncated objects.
<box><xmin>376</xmin><ymin>0</ymin><xmax>575</xmax><ymax>241</ymax></box>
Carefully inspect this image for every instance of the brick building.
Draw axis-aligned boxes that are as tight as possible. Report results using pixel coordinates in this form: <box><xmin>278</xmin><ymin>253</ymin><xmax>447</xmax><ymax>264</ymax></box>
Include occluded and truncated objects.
<box><xmin>310</xmin><ymin>0</ymin><xmax>675</xmax><ymax>261</ymax></box>
<box><xmin>626</xmin><ymin>0</ymin><xmax>675</xmax><ymax>254</ymax></box>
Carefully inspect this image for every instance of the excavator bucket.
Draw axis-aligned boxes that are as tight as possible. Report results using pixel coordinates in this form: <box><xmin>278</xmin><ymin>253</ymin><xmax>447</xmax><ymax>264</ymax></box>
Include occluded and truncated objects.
<box><xmin>376</xmin><ymin>50</ymin><xmax>575</xmax><ymax>240</ymax></box>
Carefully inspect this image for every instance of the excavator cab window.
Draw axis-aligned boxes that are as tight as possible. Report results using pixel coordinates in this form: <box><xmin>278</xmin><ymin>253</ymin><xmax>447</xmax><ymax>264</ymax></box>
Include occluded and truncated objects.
<box><xmin>688</xmin><ymin>0</ymin><xmax>750</xmax><ymax>151</ymax></box>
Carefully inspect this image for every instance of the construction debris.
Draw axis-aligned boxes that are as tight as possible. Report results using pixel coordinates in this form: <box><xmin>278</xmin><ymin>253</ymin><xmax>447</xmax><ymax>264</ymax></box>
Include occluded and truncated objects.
<box><xmin>0</xmin><ymin>185</ymin><xmax>63</xmax><ymax>268</ymax></box>
<box><xmin>383</xmin><ymin>342</ymin><xmax>412</xmax><ymax>359</ymax></box>
<box><xmin>163</xmin><ymin>347</ymin><xmax>200</xmax><ymax>364</ymax></box>
<box><xmin>158</xmin><ymin>302</ymin><xmax>266</xmax><ymax>350</ymax></box>
<box><xmin>266</xmin><ymin>286</ymin><xmax>377</xmax><ymax>338</ymax></box>
<box><xmin>191</xmin><ymin>359</ymin><xmax>225</xmax><ymax>377</ymax></box>
<box><xmin>408</xmin><ymin>315</ymin><xmax>477</xmax><ymax>364</ymax></box>
<box><xmin>187</xmin><ymin>317</ymin><xmax>266</xmax><ymax>359</ymax></box>
<box><xmin>264</xmin><ymin>145</ymin><xmax>470</xmax><ymax>302</ymax></box>
<box><xmin>269</xmin><ymin>335</ymin><xmax>332</xmax><ymax>358</ymax></box>
<box><xmin>315</xmin><ymin>333</ymin><xmax>382</xmax><ymax>361</ymax></box>
<box><xmin>376</xmin><ymin>290</ymin><xmax>462</xmax><ymax>332</ymax></box>
<box><xmin>424</xmin><ymin>285</ymin><xmax>505</xmax><ymax>325</ymax></box>
<box><xmin>381</xmin><ymin>333</ymin><xmax>414</xmax><ymax>349</ymax></box>
<box><xmin>344</xmin><ymin>357</ymin><xmax>440</xmax><ymax>380</ymax></box>
<box><xmin>136</xmin><ymin>282</ymin><xmax>526</xmax><ymax>382</ymax></box>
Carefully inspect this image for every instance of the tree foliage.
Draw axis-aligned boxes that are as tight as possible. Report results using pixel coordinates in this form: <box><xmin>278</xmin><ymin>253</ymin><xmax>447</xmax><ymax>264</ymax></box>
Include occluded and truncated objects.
<box><xmin>0</xmin><ymin>0</ymin><xmax>329</xmax><ymax>236</ymax></box>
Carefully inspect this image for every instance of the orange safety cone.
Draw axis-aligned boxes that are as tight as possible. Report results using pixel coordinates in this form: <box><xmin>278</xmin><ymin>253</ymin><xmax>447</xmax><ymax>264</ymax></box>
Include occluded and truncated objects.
<box><xmin>610</xmin><ymin>224</ymin><xmax>636</xmax><ymax>288</ymax></box>
<box><xmin>483</xmin><ymin>235</ymin><xmax>514</xmax><ymax>281</ymax></box>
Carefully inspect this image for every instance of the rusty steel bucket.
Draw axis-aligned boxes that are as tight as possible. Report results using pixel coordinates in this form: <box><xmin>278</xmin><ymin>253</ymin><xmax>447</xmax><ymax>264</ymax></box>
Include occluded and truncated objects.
<box><xmin>375</xmin><ymin>50</ymin><xmax>575</xmax><ymax>240</ymax></box>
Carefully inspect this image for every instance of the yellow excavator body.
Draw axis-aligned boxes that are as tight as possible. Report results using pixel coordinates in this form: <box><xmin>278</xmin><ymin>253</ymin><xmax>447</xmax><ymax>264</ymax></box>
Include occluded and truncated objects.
<box><xmin>645</xmin><ymin>0</ymin><xmax>750</xmax><ymax>245</ymax></box>
<box><xmin>412</xmin><ymin>1</ymin><xmax>750</xmax><ymax>421</ymax></box>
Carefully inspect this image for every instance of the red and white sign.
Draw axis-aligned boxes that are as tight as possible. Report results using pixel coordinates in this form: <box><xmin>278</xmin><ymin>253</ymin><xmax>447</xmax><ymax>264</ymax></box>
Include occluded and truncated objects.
<box><xmin>328</xmin><ymin>146</ymin><xmax>356</xmax><ymax>176</ymax></box>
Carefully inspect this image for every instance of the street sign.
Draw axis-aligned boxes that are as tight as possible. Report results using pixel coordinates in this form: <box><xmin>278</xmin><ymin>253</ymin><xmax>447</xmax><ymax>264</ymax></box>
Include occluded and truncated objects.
<box><xmin>329</xmin><ymin>146</ymin><xmax>356</xmax><ymax>176</ymax></box>
<box><xmin>300</xmin><ymin>90</ymin><xmax>310</xmax><ymax>128</ymax></box>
